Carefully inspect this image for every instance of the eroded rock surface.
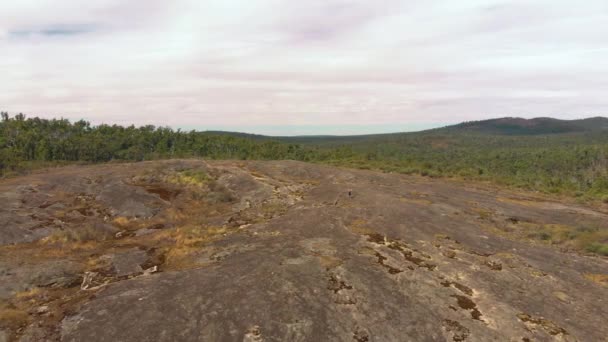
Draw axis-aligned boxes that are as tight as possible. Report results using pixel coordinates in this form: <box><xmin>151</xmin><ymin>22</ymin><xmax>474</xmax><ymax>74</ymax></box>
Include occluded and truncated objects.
<box><xmin>0</xmin><ymin>160</ymin><xmax>607</xmax><ymax>341</ymax></box>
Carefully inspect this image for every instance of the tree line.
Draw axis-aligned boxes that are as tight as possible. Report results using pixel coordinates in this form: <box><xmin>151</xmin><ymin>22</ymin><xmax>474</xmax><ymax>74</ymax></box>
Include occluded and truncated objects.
<box><xmin>0</xmin><ymin>112</ymin><xmax>323</xmax><ymax>174</ymax></box>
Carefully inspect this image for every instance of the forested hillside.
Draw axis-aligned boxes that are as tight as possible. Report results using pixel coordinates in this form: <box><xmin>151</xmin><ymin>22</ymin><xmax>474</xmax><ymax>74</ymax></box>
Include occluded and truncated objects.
<box><xmin>442</xmin><ymin>117</ymin><xmax>608</xmax><ymax>135</ymax></box>
<box><xmin>2</xmin><ymin>112</ymin><xmax>608</xmax><ymax>201</ymax></box>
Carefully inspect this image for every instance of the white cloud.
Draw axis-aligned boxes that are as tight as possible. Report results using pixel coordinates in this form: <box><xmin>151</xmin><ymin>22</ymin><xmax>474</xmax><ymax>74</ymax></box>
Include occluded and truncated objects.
<box><xmin>0</xmin><ymin>0</ymin><xmax>607</xmax><ymax>134</ymax></box>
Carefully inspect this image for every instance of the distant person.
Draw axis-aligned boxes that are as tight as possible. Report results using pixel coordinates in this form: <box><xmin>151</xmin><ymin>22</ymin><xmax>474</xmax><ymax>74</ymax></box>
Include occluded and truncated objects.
<box><xmin>348</xmin><ymin>189</ymin><xmax>353</xmax><ymax>198</ymax></box>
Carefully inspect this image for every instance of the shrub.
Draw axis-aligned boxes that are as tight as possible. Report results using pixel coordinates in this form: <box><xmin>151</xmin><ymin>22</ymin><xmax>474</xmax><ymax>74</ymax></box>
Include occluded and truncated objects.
<box><xmin>586</xmin><ymin>243</ymin><xmax>608</xmax><ymax>256</ymax></box>
<box><xmin>169</xmin><ymin>169</ymin><xmax>210</xmax><ymax>187</ymax></box>
<box><xmin>206</xmin><ymin>182</ymin><xmax>235</xmax><ymax>203</ymax></box>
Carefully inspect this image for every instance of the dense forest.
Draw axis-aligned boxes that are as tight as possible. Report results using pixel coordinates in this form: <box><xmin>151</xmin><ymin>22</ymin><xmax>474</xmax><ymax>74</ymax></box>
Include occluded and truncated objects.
<box><xmin>315</xmin><ymin>131</ymin><xmax>608</xmax><ymax>200</ymax></box>
<box><xmin>2</xmin><ymin>112</ymin><xmax>608</xmax><ymax>202</ymax></box>
<box><xmin>0</xmin><ymin>112</ymin><xmax>317</xmax><ymax>171</ymax></box>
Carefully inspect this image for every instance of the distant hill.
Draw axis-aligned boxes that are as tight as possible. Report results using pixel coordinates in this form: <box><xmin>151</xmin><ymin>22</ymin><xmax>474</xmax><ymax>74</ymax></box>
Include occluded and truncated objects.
<box><xmin>441</xmin><ymin>117</ymin><xmax>608</xmax><ymax>135</ymax></box>
<box><xmin>201</xmin><ymin>130</ymin><xmax>270</xmax><ymax>140</ymax></box>
<box><xmin>203</xmin><ymin>117</ymin><xmax>608</xmax><ymax>143</ymax></box>
<box><xmin>201</xmin><ymin>131</ymin><xmax>385</xmax><ymax>144</ymax></box>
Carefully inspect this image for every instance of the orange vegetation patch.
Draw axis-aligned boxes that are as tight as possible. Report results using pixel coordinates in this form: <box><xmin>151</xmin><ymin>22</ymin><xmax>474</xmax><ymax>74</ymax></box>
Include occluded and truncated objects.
<box><xmin>584</xmin><ymin>273</ymin><xmax>608</xmax><ymax>287</ymax></box>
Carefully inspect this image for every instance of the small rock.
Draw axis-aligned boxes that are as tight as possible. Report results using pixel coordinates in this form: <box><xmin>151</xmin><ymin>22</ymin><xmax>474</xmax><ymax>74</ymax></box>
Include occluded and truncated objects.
<box><xmin>104</xmin><ymin>249</ymin><xmax>148</xmax><ymax>277</ymax></box>
<box><xmin>485</xmin><ymin>260</ymin><xmax>502</xmax><ymax>271</ymax></box>
<box><xmin>142</xmin><ymin>266</ymin><xmax>158</xmax><ymax>276</ymax></box>
<box><xmin>134</xmin><ymin>228</ymin><xmax>156</xmax><ymax>237</ymax></box>
<box><xmin>553</xmin><ymin>291</ymin><xmax>570</xmax><ymax>302</ymax></box>
<box><xmin>243</xmin><ymin>325</ymin><xmax>263</xmax><ymax>342</ymax></box>
<box><xmin>442</xmin><ymin>250</ymin><xmax>456</xmax><ymax>259</ymax></box>
<box><xmin>35</xmin><ymin>306</ymin><xmax>49</xmax><ymax>315</ymax></box>
<box><xmin>81</xmin><ymin>271</ymin><xmax>97</xmax><ymax>290</ymax></box>
<box><xmin>353</xmin><ymin>327</ymin><xmax>370</xmax><ymax>342</ymax></box>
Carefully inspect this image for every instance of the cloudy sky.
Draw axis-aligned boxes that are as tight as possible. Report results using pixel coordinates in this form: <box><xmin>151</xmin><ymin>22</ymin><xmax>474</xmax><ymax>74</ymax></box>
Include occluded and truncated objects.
<box><xmin>1</xmin><ymin>1</ymin><xmax>607</xmax><ymax>135</ymax></box>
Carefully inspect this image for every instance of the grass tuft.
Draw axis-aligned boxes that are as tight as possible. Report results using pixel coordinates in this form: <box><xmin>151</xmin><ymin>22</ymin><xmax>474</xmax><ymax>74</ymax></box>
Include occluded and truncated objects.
<box><xmin>42</xmin><ymin>224</ymin><xmax>114</xmax><ymax>244</ymax></box>
<box><xmin>168</xmin><ymin>170</ymin><xmax>210</xmax><ymax>187</ymax></box>
<box><xmin>586</xmin><ymin>243</ymin><xmax>608</xmax><ymax>256</ymax></box>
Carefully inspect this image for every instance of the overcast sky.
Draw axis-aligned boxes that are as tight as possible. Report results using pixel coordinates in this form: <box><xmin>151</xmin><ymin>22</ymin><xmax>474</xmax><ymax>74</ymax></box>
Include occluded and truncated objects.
<box><xmin>1</xmin><ymin>1</ymin><xmax>607</xmax><ymax>135</ymax></box>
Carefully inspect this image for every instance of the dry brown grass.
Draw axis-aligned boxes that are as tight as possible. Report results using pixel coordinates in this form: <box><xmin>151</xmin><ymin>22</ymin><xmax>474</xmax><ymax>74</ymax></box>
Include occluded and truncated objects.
<box><xmin>167</xmin><ymin>170</ymin><xmax>210</xmax><ymax>187</ymax></box>
<box><xmin>522</xmin><ymin>223</ymin><xmax>608</xmax><ymax>254</ymax></box>
<box><xmin>497</xmin><ymin>197</ymin><xmax>537</xmax><ymax>207</ymax></box>
<box><xmin>471</xmin><ymin>207</ymin><xmax>494</xmax><ymax>220</ymax></box>
<box><xmin>112</xmin><ymin>216</ymin><xmax>132</xmax><ymax>228</ymax></box>
<box><xmin>399</xmin><ymin>197</ymin><xmax>433</xmax><ymax>205</ymax></box>
<box><xmin>584</xmin><ymin>273</ymin><xmax>608</xmax><ymax>287</ymax></box>
<box><xmin>317</xmin><ymin>255</ymin><xmax>343</xmax><ymax>269</ymax></box>
<box><xmin>0</xmin><ymin>308</ymin><xmax>30</xmax><ymax>330</ymax></box>
<box><xmin>14</xmin><ymin>288</ymin><xmax>42</xmax><ymax>301</ymax></box>
<box><xmin>2</xmin><ymin>285</ymin><xmax>99</xmax><ymax>340</ymax></box>
<box><xmin>41</xmin><ymin>224</ymin><xmax>114</xmax><ymax>244</ymax></box>
<box><xmin>249</xmin><ymin>170</ymin><xmax>265</xmax><ymax>179</ymax></box>
<box><xmin>151</xmin><ymin>225</ymin><xmax>229</xmax><ymax>270</ymax></box>
<box><xmin>348</xmin><ymin>218</ymin><xmax>375</xmax><ymax>235</ymax></box>
<box><xmin>484</xmin><ymin>220</ymin><xmax>608</xmax><ymax>256</ymax></box>
<box><xmin>259</xmin><ymin>202</ymin><xmax>288</xmax><ymax>220</ymax></box>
